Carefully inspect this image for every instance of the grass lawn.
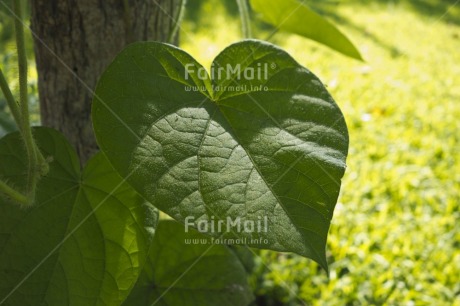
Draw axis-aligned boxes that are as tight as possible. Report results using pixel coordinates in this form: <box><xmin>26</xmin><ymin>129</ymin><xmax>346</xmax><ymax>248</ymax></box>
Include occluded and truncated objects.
<box><xmin>181</xmin><ymin>0</ymin><xmax>460</xmax><ymax>304</ymax></box>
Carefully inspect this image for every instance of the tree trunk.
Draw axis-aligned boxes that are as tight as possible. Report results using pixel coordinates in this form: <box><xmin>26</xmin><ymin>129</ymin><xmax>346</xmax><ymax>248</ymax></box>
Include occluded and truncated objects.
<box><xmin>30</xmin><ymin>0</ymin><xmax>182</xmax><ymax>165</ymax></box>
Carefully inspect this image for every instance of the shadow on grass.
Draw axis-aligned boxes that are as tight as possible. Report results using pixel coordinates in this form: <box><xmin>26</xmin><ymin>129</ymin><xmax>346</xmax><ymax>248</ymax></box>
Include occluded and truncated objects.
<box><xmin>321</xmin><ymin>0</ymin><xmax>460</xmax><ymax>26</ymax></box>
<box><xmin>182</xmin><ymin>0</ymin><xmax>459</xmax><ymax>58</ymax></box>
<box><xmin>306</xmin><ymin>0</ymin><xmax>460</xmax><ymax>57</ymax></box>
<box><xmin>323</xmin><ymin>11</ymin><xmax>406</xmax><ymax>59</ymax></box>
<box><xmin>378</xmin><ymin>0</ymin><xmax>459</xmax><ymax>25</ymax></box>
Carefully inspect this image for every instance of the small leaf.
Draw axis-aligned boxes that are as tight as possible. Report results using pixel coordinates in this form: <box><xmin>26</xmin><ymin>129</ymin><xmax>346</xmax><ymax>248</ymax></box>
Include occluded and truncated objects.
<box><xmin>92</xmin><ymin>40</ymin><xmax>349</xmax><ymax>271</ymax></box>
<box><xmin>250</xmin><ymin>0</ymin><xmax>363</xmax><ymax>60</ymax></box>
<box><xmin>0</xmin><ymin>127</ymin><xmax>158</xmax><ymax>305</ymax></box>
<box><xmin>123</xmin><ymin>220</ymin><xmax>254</xmax><ymax>306</ymax></box>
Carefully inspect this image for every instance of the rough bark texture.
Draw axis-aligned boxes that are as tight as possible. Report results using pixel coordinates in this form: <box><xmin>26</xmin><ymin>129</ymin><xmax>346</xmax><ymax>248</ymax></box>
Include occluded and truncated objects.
<box><xmin>30</xmin><ymin>0</ymin><xmax>181</xmax><ymax>165</ymax></box>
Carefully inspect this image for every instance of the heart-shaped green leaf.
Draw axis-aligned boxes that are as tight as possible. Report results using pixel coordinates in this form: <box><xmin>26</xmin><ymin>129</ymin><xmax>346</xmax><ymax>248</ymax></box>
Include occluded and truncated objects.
<box><xmin>92</xmin><ymin>40</ymin><xmax>348</xmax><ymax>270</ymax></box>
<box><xmin>0</xmin><ymin>128</ymin><xmax>158</xmax><ymax>305</ymax></box>
<box><xmin>123</xmin><ymin>220</ymin><xmax>254</xmax><ymax>306</ymax></box>
<box><xmin>250</xmin><ymin>0</ymin><xmax>363</xmax><ymax>60</ymax></box>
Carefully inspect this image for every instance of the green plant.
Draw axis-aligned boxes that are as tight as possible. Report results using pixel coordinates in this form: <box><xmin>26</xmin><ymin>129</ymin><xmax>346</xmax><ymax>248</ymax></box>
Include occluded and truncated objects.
<box><xmin>0</xmin><ymin>0</ymin><xmax>354</xmax><ymax>304</ymax></box>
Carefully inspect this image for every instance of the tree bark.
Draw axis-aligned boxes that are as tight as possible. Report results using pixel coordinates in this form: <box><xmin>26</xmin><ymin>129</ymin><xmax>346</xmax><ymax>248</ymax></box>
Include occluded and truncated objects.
<box><xmin>30</xmin><ymin>0</ymin><xmax>182</xmax><ymax>165</ymax></box>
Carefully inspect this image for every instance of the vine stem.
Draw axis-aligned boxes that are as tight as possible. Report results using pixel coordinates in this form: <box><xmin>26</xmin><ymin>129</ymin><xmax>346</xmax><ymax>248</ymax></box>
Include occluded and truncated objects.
<box><xmin>0</xmin><ymin>0</ymin><xmax>49</xmax><ymax>207</ymax></box>
<box><xmin>0</xmin><ymin>68</ymin><xmax>22</xmax><ymax>127</ymax></box>
<box><xmin>168</xmin><ymin>0</ymin><xmax>187</xmax><ymax>44</ymax></box>
<box><xmin>1</xmin><ymin>67</ymin><xmax>48</xmax><ymax>178</ymax></box>
<box><xmin>13</xmin><ymin>0</ymin><xmax>39</xmax><ymax>205</ymax></box>
<box><xmin>236</xmin><ymin>0</ymin><xmax>252</xmax><ymax>38</ymax></box>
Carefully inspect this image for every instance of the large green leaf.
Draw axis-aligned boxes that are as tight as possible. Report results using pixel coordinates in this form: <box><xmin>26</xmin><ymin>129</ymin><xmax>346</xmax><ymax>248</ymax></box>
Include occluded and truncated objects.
<box><xmin>250</xmin><ymin>0</ymin><xmax>363</xmax><ymax>60</ymax></box>
<box><xmin>124</xmin><ymin>220</ymin><xmax>253</xmax><ymax>305</ymax></box>
<box><xmin>0</xmin><ymin>127</ymin><xmax>158</xmax><ymax>305</ymax></box>
<box><xmin>92</xmin><ymin>40</ymin><xmax>348</xmax><ymax>270</ymax></box>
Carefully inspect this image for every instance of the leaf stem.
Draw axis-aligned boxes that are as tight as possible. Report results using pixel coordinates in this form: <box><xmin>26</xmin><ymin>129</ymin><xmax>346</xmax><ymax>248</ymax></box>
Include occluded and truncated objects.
<box><xmin>0</xmin><ymin>179</ymin><xmax>28</xmax><ymax>205</ymax></box>
<box><xmin>236</xmin><ymin>0</ymin><xmax>252</xmax><ymax>38</ymax></box>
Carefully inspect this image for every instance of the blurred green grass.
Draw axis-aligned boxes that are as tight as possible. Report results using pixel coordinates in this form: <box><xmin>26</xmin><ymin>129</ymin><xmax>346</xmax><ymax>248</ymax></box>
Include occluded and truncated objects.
<box><xmin>181</xmin><ymin>0</ymin><xmax>460</xmax><ymax>305</ymax></box>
